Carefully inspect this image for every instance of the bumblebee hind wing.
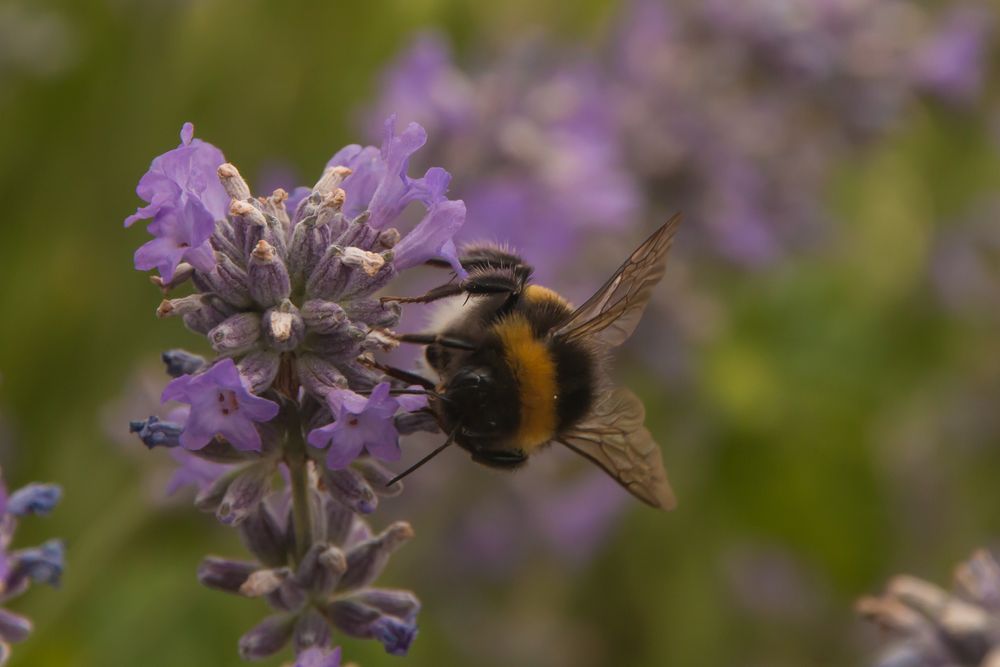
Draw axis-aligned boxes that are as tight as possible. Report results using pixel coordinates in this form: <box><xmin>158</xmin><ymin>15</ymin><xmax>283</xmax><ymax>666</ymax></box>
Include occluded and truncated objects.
<box><xmin>557</xmin><ymin>387</ymin><xmax>676</xmax><ymax>510</ymax></box>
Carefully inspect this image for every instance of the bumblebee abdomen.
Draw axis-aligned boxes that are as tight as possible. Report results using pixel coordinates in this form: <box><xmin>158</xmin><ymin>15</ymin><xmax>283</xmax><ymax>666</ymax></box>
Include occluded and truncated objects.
<box><xmin>494</xmin><ymin>314</ymin><xmax>559</xmax><ymax>451</ymax></box>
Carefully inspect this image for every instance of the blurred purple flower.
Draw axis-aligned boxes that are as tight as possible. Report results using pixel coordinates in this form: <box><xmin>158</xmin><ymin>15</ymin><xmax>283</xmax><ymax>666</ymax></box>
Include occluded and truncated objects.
<box><xmin>369</xmin><ymin>36</ymin><xmax>639</xmax><ymax>284</ymax></box>
<box><xmin>913</xmin><ymin>5</ymin><xmax>994</xmax><ymax>105</ymax></box>
<box><xmin>859</xmin><ymin>549</ymin><xmax>1000</xmax><ymax>666</ymax></box>
<box><xmin>125</xmin><ymin>122</ymin><xmax>228</xmax><ymax>281</ymax></box>
<box><xmin>0</xmin><ymin>469</ymin><xmax>63</xmax><ymax>660</ymax></box>
<box><xmin>161</xmin><ymin>358</ymin><xmax>279</xmax><ymax>452</ymax></box>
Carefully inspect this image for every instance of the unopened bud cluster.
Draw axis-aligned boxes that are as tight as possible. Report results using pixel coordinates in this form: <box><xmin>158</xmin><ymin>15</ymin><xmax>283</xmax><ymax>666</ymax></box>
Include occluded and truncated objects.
<box><xmin>859</xmin><ymin>549</ymin><xmax>1000</xmax><ymax>667</ymax></box>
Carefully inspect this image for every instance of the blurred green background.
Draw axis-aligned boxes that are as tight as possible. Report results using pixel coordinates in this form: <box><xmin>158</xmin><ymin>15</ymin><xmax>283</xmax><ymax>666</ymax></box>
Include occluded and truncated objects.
<box><xmin>1</xmin><ymin>0</ymin><xmax>999</xmax><ymax>665</ymax></box>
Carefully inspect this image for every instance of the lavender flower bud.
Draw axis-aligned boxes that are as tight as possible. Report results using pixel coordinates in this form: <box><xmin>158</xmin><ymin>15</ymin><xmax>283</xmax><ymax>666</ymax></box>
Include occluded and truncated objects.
<box><xmin>304</xmin><ymin>326</ymin><xmax>365</xmax><ymax>361</ymax></box>
<box><xmin>337</xmin><ymin>522</ymin><xmax>414</xmax><ymax>592</ymax></box>
<box><xmin>321</xmin><ymin>467</ymin><xmax>377</xmax><ymax>515</ymax></box>
<box><xmin>156</xmin><ymin>294</ymin><xmax>205</xmax><ymax>319</ymax></box>
<box><xmin>238</xmin><ymin>614</ymin><xmax>296</xmax><ymax>661</ymax></box>
<box><xmin>324</xmin><ymin>497</ymin><xmax>355</xmax><ymax>546</ymax></box>
<box><xmin>295</xmin><ymin>542</ymin><xmax>347</xmax><ymax>596</ymax></box>
<box><xmin>211</xmin><ymin>219</ymin><xmax>245</xmax><ymax>266</ymax></box>
<box><xmin>354</xmin><ymin>589</ymin><xmax>421</xmax><ymax>623</ymax></box>
<box><xmin>293</xmin><ymin>610</ymin><xmax>331</xmax><ymax>654</ymax></box>
<box><xmin>262</xmin><ymin>188</ymin><xmax>291</xmax><ymax>231</ymax></box>
<box><xmin>218</xmin><ymin>163</ymin><xmax>252</xmax><ymax>200</ymax></box>
<box><xmin>265</xmin><ymin>578</ymin><xmax>308</xmax><ymax>612</ymax></box>
<box><xmin>354</xmin><ymin>459</ymin><xmax>403</xmax><ymax>497</ymax></box>
<box><xmin>239</xmin><ymin>505</ymin><xmax>291</xmax><ymax>568</ymax></box>
<box><xmin>314</xmin><ymin>165</ymin><xmax>353</xmax><ymax>195</ymax></box>
<box><xmin>343</xmin><ymin>299</ymin><xmax>401</xmax><ymax>329</ymax></box>
<box><xmin>342</xmin><ymin>257</ymin><xmax>396</xmax><ymax>300</ymax></box>
<box><xmin>305</xmin><ymin>245</ymin><xmax>348</xmax><ymax>300</ymax></box>
<box><xmin>0</xmin><ymin>609</ymin><xmax>33</xmax><ymax>644</ymax></box>
<box><xmin>334</xmin><ymin>218</ymin><xmax>380</xmax><ymax>251</ymax></box>
<box><xmin>296</xmin><ymin>354</ymin><xmax>348</xmax><ymax>399</ymax></box>
<box><xmin>197</xmin><ymin>556</ymin><xmax>257</xmax><ymax>593</ymax></box>
<box><xmin>239</xmin><ymin>567</ymin><xmax>290</xmax><ymax>597</ymax></box>
<box><xmin>322</xmin><ymin>598</ymin><xmax>418</xmax><ymax>655</ymax></box>
<box><xmin>7</xmin><ymin>484</ymin><xmax>62</xmax><ymax>516</ymax></box>
<box><xmin>217</xmin><ymin>464</ymin><xmax>271</xmax><ymax>526</ymax></box>
<box><xmin>248</xmin><ymin>241</ymin><xmax>291</xmax><ymax>308</ymax></box>
<box><xmin>209</xmin><ymin>312</ymin><xmax>261</xmax><ymax>356</ymax></box>
<box><xmin>377</xmin><ymin>227</ymin><xmax>400</xmax><ymax>250</ymax></box>
<box><xmin>181</xmin><ymin>295</ymin><xmax>236</xmax><ymax>336</ymax></box>
<box><xmin>193</xmin><ymin>254</ymin><xmax>253</xmax><ymax>309</ymax></box>
<box><xmin>287</xmin><ymin>215</ymin><xmax>331</xmax><ymax>291</ymax></box>
<box><xmin>236</xmin><ymin>350</ymin><xmax>280</xmax><ymax>394</ymax></box>
<box><xmin>161</xmin><ymin>349</ymin><xmax>206</xmax><ymax>377</ymax></box>
<box><xmin>11</xmin><ymin>539</ymin><xmax>65</xmax><ymax>587</ymax></box>
<box><xmin>129</xmin><ymin>416</ymin><xmax>183</xmax><ymax>449</ymax></box>
<box><xmin>300</xmin><ymin>300</ymin><xmax>348</xmax><ymax>336</ymax></box>
<box><xmin>150</xmin><ymin>262</ymin><xmax>195</xmax><ymax>290</ymax></box>
<box><xmin>370</xmin><ymin>616</ymin><xmax>418</xmax><ymax>656</ymax></box>
<box><xmin>262</xmin><ymin>301</ymin><xmax>305</xmax><ymax>352</ymax></box>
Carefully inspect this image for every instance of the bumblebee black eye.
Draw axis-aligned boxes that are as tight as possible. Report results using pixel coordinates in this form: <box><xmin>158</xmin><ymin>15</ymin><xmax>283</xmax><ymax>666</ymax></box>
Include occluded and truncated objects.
<box><xmin>449</xmin><ymin>367</ymin><xmax>491</xmax><ymax>391</ymax></box>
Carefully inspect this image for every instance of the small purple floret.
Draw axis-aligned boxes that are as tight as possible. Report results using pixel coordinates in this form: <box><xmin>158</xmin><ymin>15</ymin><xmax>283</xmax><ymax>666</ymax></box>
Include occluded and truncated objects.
<box><xmin>125</xmin><ymin>122</ymin><xmax>229</xmax><ymax>281</ymax></box>
<box><xmin>162</xmin><ymin>358</ymin><xmax>279</xmax><ymax>452</ymax></box>
<box><xmin>307</xmin><ymin>383</ymin><xmax>423</xmax><ymax>469</ymax></box>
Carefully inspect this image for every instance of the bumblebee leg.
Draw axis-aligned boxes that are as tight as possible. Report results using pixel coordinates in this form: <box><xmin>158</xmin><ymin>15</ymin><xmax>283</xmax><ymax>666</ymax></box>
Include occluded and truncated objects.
<box><xmin>361</xmin><ymin>359</ymin><xmax>436</xmax><ymax>389</ymax></box>
<box><xmin>380</xmin><ymin>283</ymin><xmax>465</xmax><ymax>305</ymax></box>
<box><xmin>395</xmin><ymin>333</ymin><xmax>477</xmax><ymax>351</ymax></box>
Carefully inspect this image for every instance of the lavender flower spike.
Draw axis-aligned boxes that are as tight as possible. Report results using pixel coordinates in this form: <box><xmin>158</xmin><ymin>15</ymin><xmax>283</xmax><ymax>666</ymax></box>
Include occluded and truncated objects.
<box><xmin>162</xmin><ymin>358</ymin><xmax>279</xmax><ymax>452</ymax></box>
<box><xmin>0</xmin><ymin>468</ymin><xmax>64</xmax><ymax>664</ymax></box>
<box><xmin>125</xmin><ymin>123</ymin><xmax>229</xmax><ymax>281</ymax></box>
<box><xmin>123</xmin><ymin>118</ymin><xmax>461</xmax><ymax>662</ymax></box>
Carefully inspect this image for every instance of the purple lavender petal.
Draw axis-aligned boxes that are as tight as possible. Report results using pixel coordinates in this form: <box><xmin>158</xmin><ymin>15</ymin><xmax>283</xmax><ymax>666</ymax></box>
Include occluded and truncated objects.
<box><xmin>367</xmin><ymin>118</ymin><xmax>429</xmax><ymax>230</ymax></box>
<box><xmin>162</xmin><ymin>358</ymin><xmax>279</xmax><ymax>452</ymax></box>
<box><xmin>392</xmin><ymin>200</ymin><xmax>466</xmax><ymax>274</ymax></box>
<box><xmin>125</xmin><ymin>123</ymin><xmax>228</xmax><ymax>280</ymax></box>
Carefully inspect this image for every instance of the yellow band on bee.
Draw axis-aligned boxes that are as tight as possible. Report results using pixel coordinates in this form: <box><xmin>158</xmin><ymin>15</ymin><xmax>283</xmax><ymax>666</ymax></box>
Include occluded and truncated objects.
<box><xmin>496</xmin><ymin>315</ymin><xmax>558</xmax><ymax>449</ymax></box>
<box><xmin>523</xmin><ymin>284</ymin><xmax>570</xmax><ymax>308</ymax></box>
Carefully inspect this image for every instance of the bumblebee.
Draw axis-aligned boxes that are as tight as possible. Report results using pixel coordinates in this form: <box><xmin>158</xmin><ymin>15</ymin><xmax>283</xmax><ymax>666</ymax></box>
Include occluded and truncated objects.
<box><xmin>380</xmin><ymin>215</ymin><xmax>681</xmax><ymax>509</ymax></box>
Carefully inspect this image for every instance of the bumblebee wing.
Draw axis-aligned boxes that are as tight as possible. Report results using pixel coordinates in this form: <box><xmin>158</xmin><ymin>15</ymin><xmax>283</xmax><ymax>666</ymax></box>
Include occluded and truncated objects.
<box><xmin>554</xmin><ymin>215</ymin><xmax>680</xmax><ymax>348</ymax></box>
<box><xmin>557</xmin><ymin>387</ymin><xmax>676</xmax><ymax>510</ymax></box>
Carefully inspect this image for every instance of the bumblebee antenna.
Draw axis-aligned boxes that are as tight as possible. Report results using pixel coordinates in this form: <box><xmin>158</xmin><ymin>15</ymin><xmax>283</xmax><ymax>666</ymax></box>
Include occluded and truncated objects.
<box><xmin>386</xmin><ymin>427</ymin><xmax>458</xmax><ymax>487</ymax></box>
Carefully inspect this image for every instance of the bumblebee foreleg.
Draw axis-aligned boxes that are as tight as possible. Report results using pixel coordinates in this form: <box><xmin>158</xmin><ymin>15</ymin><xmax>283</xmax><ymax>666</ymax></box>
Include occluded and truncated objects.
<box><xmin>381</xmin><ymin>268</ymin><xmax>525</xmax><ymax>305</ymax></box>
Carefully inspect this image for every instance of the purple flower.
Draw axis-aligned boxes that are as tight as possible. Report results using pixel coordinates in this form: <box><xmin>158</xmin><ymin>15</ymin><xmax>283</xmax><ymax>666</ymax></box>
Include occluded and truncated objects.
<box><xmin>295</xmin><ymin>646</ymin><xmax>342</xmax><ymax>667</ymax></box>
<box><xmin>307</xmin><ymin>383</ymin><xmax>425</xmax><ymax>469</ymax></box>
<box><xmin>161</xmin><ymin>358</ymin><xmax>279</xmax><ymax>452</ymax></box>
<box><xmin>912</xmin><ymin>5</ymin><xmax>993</xmax><ymax>105</ymax></box>
<box><xmin>125</xmin><ymin>122</ymin><xmax>229</xmax><ymax>281</ymax></box>
<box><xmin>368</xmin><ymin>37</ymin><xmax>638</xmax><ymax>285</ymax></box>
<box><xmin>165</xmin><ymin>450</ymin><xmax>232</xmax><ymax>497</ymax></box>
<box><xmin>370</xmin><ymin>33</ymin><xmax>475</xmax><ymax>138</ymax></box>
